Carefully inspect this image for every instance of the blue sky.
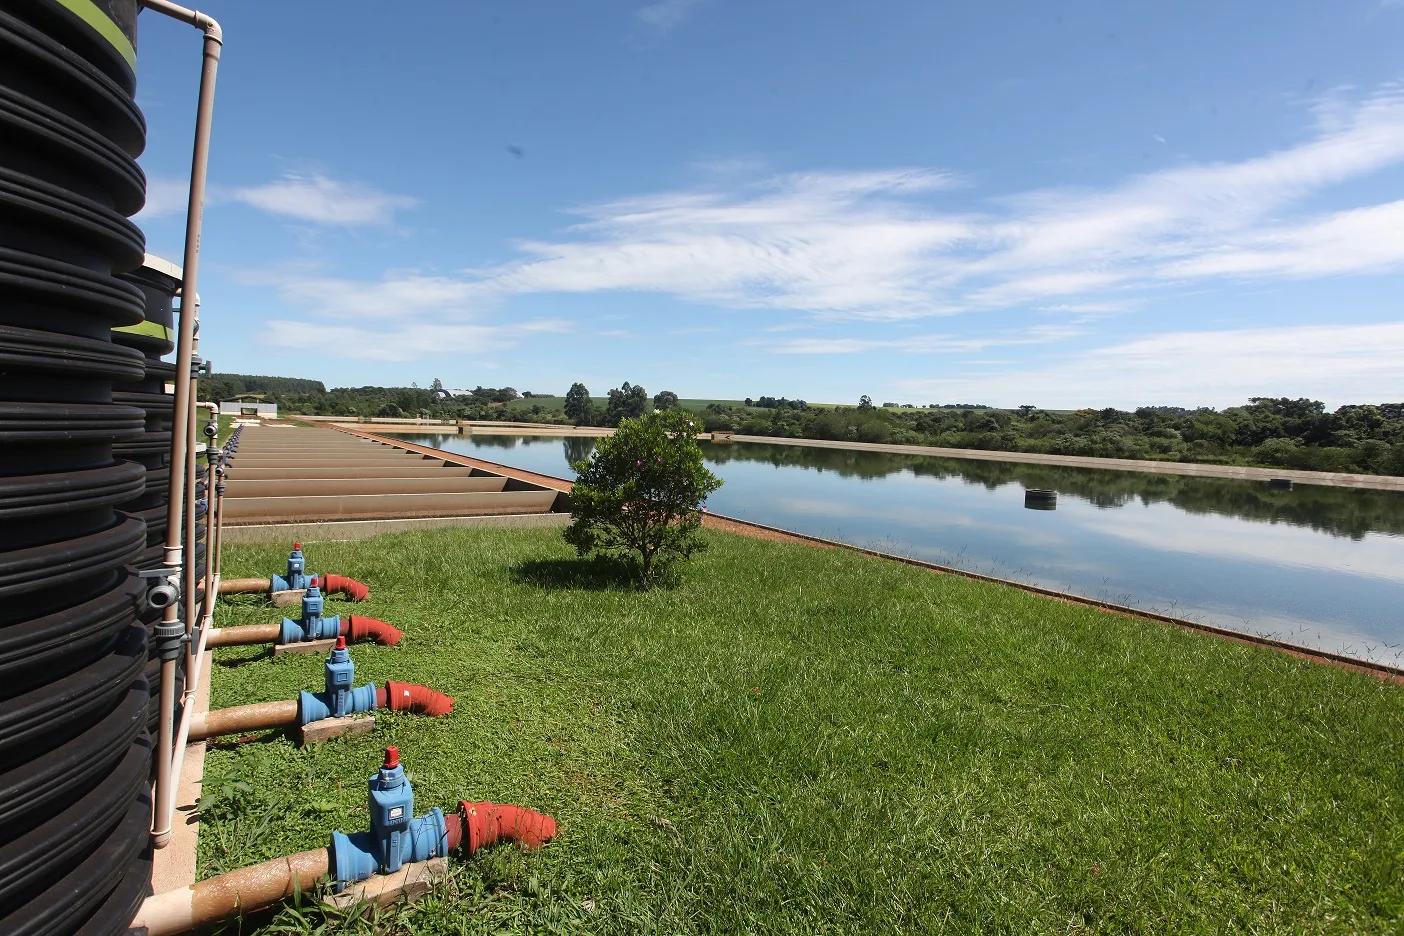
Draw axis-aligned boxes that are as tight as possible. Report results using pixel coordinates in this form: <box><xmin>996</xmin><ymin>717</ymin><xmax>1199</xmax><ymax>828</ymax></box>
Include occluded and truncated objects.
<box><xmin>135</xmin><ymin>0</ymin><xmax>1404</xmax><ymax>408</ymax></box>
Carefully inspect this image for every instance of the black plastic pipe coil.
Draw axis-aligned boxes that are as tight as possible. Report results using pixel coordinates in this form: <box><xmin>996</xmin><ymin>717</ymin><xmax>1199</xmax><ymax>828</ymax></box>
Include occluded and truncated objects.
<box><xmin>0</xmin><ymin>2</ymin><xmax>155</xmax><ymax>933</ymax></box>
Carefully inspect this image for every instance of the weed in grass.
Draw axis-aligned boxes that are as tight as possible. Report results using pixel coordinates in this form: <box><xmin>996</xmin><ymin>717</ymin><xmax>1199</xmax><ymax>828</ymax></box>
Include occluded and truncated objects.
<box><xmin>200</xmin><ymin>527</ymin><xmax>1404</xmax><ymax>934</ymax></box>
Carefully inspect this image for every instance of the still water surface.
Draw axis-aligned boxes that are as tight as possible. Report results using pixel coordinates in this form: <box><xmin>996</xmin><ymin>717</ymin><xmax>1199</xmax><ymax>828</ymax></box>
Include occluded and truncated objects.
<box><xmin>392</xmin><ymin>432</ymin><xmax>1404</xmax><ymax>664</ymax></box>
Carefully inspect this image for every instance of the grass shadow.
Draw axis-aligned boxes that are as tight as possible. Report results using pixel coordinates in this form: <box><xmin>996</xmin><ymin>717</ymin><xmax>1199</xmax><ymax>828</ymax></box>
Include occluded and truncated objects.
<box><xmin>206</xmin><ymin>729</ymin><xmax>292</xmax><ymax>749</ymax></box>
<box><xmin>512</xmin><ymin>555</ymin><xmax>678</xmax><ymax>591</ymax></box>
<box><xmin>213</xmin><ymin>645</ymin><xmax>273</xmax><ymax>668</ymax></box>
<box><xmin>216</xmin><ymin>593</ymin><xmax>271</xmax><ymax>609</ymax></box>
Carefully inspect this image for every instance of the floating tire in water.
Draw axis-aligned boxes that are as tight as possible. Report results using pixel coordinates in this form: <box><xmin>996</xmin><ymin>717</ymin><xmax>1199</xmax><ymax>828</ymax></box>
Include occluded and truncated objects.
<box><xmin>1024</xmin><ymin>488</ymin><xmax>1057</xmax><ymax>510</ymax></box>
<box><xmin>0</xmin><ymin>2</ymin><xmax>155</xmax><ymax>933</ymax></box>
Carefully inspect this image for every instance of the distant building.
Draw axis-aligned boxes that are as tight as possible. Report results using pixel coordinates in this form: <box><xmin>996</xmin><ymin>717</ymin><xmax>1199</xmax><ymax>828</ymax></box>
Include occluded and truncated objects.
<box><xmin>219</xmin><ymin>394</ymin><xmax>277</xmax><ymax>418</ymax></box>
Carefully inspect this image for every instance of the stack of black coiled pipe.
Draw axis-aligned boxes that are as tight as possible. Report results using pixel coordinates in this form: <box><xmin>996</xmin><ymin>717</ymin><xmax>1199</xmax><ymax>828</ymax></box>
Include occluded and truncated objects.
<box><xmin>0</xmin><ymin>1</ymin><xmax>156</xmax><ymax>933</ymax></box>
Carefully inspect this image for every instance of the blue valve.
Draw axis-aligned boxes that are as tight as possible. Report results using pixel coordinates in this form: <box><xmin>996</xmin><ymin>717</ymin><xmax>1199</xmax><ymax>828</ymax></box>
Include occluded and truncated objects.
<box><xmin>298</xmin><ymin>636</ymin><xmax>378</xmax><ymax>723</ymax></box>
<box><xmin>270</xmin><ymin>543</ymin><xmax>313</xmax><ymax>592</ymax></box>
<box><xmin>278</xmin><ymin>586</ymin><xmax>341</xmax><ymax>644</ymax></box>
<box><xmin>330</xmin><ymin>747</ymin><xmax>448</xmax><ymax>890</ymax></box>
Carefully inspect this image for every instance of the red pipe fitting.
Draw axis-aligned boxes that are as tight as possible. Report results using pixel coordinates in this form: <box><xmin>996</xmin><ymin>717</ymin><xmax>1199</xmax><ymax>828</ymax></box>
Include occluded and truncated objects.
<box><xmin>446</xmin><ymin>801</ymin><xmax>557</xmax><ymax>856</ymax></box>
<box><xmin>314</xmin><ymin>574</ymin><xmax>371</xmax><ymax>601</ymax></box>
<box><xmin>376</xmin><ymin>681</ymin><xmax>454</xmax><ymax>717</ymax></box>
<box><xmin>340</xmin><ymin>615</ymin><xmax>403</xmax><ymax>646</ymax></box>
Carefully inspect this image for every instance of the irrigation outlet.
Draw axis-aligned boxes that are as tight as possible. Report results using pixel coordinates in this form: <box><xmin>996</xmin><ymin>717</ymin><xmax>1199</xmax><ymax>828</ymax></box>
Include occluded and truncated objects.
<box><xmin>279</xmin><ymin>586</ymin><xmax>343</xmax><ymax>644</ymax></box>
<box><xmin>331</xmin><ymin>747</ymin><xmax>451</xmax><ymax>890</ymax></box>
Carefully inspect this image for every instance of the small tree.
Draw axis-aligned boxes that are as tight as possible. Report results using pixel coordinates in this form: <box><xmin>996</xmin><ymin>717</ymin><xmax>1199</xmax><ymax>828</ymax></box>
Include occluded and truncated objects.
<box><xmin>653</xmin><ymin>389</ymin><xmax>680</xmax><ymax>411</ymax></box>
<box><xmin>605</xmin><ymin>381</ymin><xmax>649</xmax><ymax>426</ymax></box>
<box><xmin>565</xmin><ymin>409</ymin><xmax>722</xmax><ymax>585</ymax></box>
<box><xmin>858</xmin><ymin>394</ymin><xmax>874</xmax><ymax>409</ymax></box>
<box><xmin>564</xmin><ymin>382</ymin><xmax>594</xmax><ymax>425</ymax></box>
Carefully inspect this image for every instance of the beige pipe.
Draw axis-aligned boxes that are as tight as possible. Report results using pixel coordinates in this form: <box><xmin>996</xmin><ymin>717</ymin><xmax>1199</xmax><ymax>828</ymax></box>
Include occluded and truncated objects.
<box><xmin>132</xmin><ymin>848</ymin><xmax>328</xmax><ymax>936</ymax></box>
<box><xmin>182</xmin><ymin>345</ymin><xmax>198</xmax><ymax>677</ymax></box>
<box><xmin>197</xmin><ymin>401</ymin><xmax>220</xmax><ymax>618</ymax></box>
<box><xmin>158</xmin><ymin>404</ymin><xmax>225</xmax><ymax>838</ymax></box>
<box><xmin>189</xmin><ymin>699</ymin><xmax>299</xmax><ymax>741</ymax></box>
<box><xmin>143</xmin><ymin>0</ymin><xmax>223</xmax><ymax>851</ymax></box>
<box><xmin>205</xmin><ymin>623</ymin><xmax>282</xmax><ymax>646</ymax></box>
<box><xmin>213</xmin><ymin>480</ymin><xmax>226</xmax><ymax>578</ymax></box>
<box><xmin>218</xmin><ymin>577</ymin><xmax>272</xmax><ymax>594</ymax></box>
<box><xmin>162</xmin><ymin>568</ymin><xmax>214</xmax><ymax>839</ymax></box>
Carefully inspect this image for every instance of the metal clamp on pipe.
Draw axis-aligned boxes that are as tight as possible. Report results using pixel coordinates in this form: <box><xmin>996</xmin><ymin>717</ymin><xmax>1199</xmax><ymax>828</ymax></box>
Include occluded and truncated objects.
<box><xmin>331</xmin><ymin>747</ymin><xmax>449</xmax><ymax>890</ymax></box>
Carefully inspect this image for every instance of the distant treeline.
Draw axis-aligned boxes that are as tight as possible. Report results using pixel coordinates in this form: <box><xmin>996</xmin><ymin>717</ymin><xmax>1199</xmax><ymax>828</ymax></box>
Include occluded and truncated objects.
<box><xmin>198</xmin><ymin>377</ymin><xmax>568</xmax><ymax>424</ymax></box>
<box><xmin>196</xmin><ymin>372</ymin><xmax>1404</xmax><ymax>477</ymax></box>
<box><xmin>712</xmin><ymin>397</ymin><xmax>1404</xmax><ymax>477</ymax></box>
<box><xmin>200</xmin><ymin>373</ymin><xmax>326</xmax><ymax>398</ymax></box>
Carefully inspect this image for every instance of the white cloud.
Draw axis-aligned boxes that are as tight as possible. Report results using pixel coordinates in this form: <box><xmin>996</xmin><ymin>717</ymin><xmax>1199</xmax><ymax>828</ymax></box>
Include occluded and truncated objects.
<box><xmin>242</xmin><ymin>85</ymin><xmax>1404</xmax><ymax>383</ymax></box>
<box><xmin>230</xmin><ymin>172</ymin><xmax>417</xmax><ymax>226</ymax></box>
<box><xmin>770</xmin><ymin>325</ymin><xmax>1082</xmax><ymax>355</ymax></box>
<box><xmin>637</xmin><ymin>0</ymin><xmax>701</xmax><ymax>31</ymax></box>
<box><xmin>246</xmin><ymin>270</ymin><xmax>489</xmax><ymax>320</ymax></box>
<box><xmin>1161</xmin><ymin>199</ymin><xmax>1404</xmax><ymax>279</ymax></box>
<box><xmin>243</xmin><ymin>266</ymin><xmax>566</xmax><ymax>362</ymax></box>
<box><xmin>262</xmin><ymin>318</ymin><xmax>568</xmax><ymax>362</ymax></box>
<box><xmin>1086</xmin><ymin>503</ymin><xmax>1404</xmax><ymax>585</ymax></box>
<box><xmin>136</xmin><ymin>176</ymin><xmax>190</xmax><ymax>219</ymax></box>
<box><xmin>489</xmin><ymin>168</ymin><xmax>969</xmax><ymax>320</ymax></box>
<box><xmin>460</xmin><ymin>84</ymin><xmax>1404</xmax><ymax>321</ymax></box>
<box><xmin>896</xmin><ymin>321</ymin><xmax>1404</xmax><ymax>409</ymax></box>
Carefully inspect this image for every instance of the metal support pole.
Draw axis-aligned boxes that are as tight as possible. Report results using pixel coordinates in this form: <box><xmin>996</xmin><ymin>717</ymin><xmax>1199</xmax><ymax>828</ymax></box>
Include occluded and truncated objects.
<box><xmin>182</xmin><ymin>343</ymin><xmax>198</xmax><ymax>677</ymax></box>
<box><xmin>146</xmin><ymin>0</ymin><xmax>222</xmax><ymax>850</ymax></box>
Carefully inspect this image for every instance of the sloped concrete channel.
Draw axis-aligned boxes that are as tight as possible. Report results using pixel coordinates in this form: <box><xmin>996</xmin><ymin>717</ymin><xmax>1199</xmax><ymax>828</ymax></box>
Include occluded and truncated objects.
<box><xmin>223</xmin><ymin>426</ymin><xmax>568</xmax><ymax>524</ymax></box>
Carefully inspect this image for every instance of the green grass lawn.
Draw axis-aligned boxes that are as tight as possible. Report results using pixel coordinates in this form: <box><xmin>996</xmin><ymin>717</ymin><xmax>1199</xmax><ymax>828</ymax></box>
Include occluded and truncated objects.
<box><xmin>202</xmin><ymin>528</ymin><xmax>1404</xmax><ymax>934</ymax></box>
